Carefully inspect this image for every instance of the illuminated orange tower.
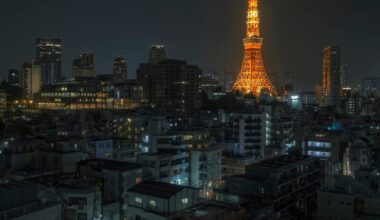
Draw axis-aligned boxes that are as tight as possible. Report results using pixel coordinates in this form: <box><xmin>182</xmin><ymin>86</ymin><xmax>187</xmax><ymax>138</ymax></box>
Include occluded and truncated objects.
<box><xmin>233</xmin><ymin>0</ymin><xmax>276</xmax><ymax>96</ymax></box>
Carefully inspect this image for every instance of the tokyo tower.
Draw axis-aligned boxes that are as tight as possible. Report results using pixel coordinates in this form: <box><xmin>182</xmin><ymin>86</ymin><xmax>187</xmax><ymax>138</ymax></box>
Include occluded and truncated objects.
<box><xmin>233</xmin><ymin>0</ymin><xmax>277</xmax><ymax>96</ymax></box>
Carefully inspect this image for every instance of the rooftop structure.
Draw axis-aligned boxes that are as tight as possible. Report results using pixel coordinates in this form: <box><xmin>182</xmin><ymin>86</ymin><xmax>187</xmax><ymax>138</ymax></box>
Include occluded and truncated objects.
<box><xmin>128</xmin><ymin>180</ymin><xmax>186</xmax><ymax>198</ymax></box>
<box><xmin>77</xmin><ymin>158</ymin><xmax>141</xmax><ymax>172</ymax></box>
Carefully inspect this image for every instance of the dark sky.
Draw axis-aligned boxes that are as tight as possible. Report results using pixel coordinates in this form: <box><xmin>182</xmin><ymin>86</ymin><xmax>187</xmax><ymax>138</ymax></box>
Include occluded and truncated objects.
<box><xmin>1</xmin><ymin>0</ymin><xmax>380</xmax><ymax>90</ymax></box>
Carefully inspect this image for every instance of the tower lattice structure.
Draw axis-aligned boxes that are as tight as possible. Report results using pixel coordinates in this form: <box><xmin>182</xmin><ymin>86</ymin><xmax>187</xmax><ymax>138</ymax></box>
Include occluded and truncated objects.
<box><xmin>233</xmin><ymin>0</ymin><xmax>276</xmax><ymax>96</ymax></box>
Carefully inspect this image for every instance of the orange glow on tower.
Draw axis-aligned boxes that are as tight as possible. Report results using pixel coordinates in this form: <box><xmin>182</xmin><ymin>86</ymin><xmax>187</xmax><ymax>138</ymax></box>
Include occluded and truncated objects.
<box><xmin>233</xmin><ymin>0</ymin><xmax>276</xmax><ymax>96</ymax></box>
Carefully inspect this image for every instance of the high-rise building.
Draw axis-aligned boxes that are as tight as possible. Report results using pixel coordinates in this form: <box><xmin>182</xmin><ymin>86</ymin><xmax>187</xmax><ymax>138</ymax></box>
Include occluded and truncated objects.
<box><xmin>341</xmin><ymin>64</ymin><xmax>348</xmax><ymax>88</ymax></box>
<box><xmin>301</xmin><ymin>91</ymin><xmax>317</xmax><ymax>111</ymax></box>
<box><xmin>0</xmin><ymin>91</ymin><xmax>6</xmax><ymax>118</ymax></box>
<box><xmin>72</xmin><ymin>53</ymin><xmax>95</xmax><ymax>78</ymax></box>
<box><xmin>314</xmin><ymin>83</ymin><xmax>323</xmax><ymax>105</ymax></box>
<box><xmin>19</xmin><ymin>61</ymin><xmax>41</xmax><ymax>99</ymax></box>
<box><xmin>148</xmin><ymin>45</ymin><xmax>166</xmax><ymax>64</ymax></box>
<box><xmin>362</xmin><ymin>77</ymin><xmax>380</xmax><ymax>97</ymax></box>
<box><xmin>283</xmin><ymin>72</ymin><xmax>295</xmax><ymax>95</ymax></box>
<box><xmin>322</xmin><ymin>46</ymin><xmax>342</xmax><ymax>106</ymax></box>
<box><xmin>233</xmin><ymin>0</ymin><xmax>276</xmax><ymax>97</ymax></box>
<box><xmin>113</xmin><ymin>57</ymin><xmax>127</xmax><ymax>83</ymax></box>
<box><xmin>341</xmin><ymin>88</ymin><xmax>361</xmax><ymax>116</ymax></box>
<box><xmin>137</xmin><ymin>59</ymin><xmax>201</xmax><ymax>116</ymax></box>
<box><xmin>35</xmin><ymin>38</ymin><xmax>62</xmax><ymax>85</ymax></box>
<box><xmin>7</xmin><ymin>69</ymin><xmax>19</xmax><ymax>87</ymax></box>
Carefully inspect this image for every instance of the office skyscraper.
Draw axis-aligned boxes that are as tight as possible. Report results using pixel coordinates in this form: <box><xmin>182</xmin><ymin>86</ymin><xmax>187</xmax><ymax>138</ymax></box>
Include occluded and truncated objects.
<box><xmin>341</xmin><ymin>64</ymin><xmax>348</xmax><ymax>88</ymax></box>
<box><xmin>362</xmin><ymin>77</ymin><xmax>380</xmax><ymax>97</ymax></box>
<box><xmin>20</xmin><ymin>61</ymin><xmax>41</xmax><ymax>99</ymax></box>
<box><xmin>8</xmin><ymin>69</ymin><xmax>19</xmax><ymax>87</ymax></box>
<box><xmin>73</xmin><ymin>53</ymin><xmax>95</xmax><ymax>78</ymax></box>
<box><xmin>148</xmin><ymin>45</ymin><xmax>166</xmax><ymax>64</ymax></box>
<box><xmin>284</xmin><ymin>72</ymin><xmax>295</xmax><ymax>95</ymax></box>
<box><xmin>137</xmin><ymin>59</ymin><xmax>201</xmax><ymax>116</ymax></box>
<box><xmin>35</xmin><ymin>38</ymin><xmax>62</xmax><ymax>85</ymax></box>
<box><xmin>322</xmin><ymin>46</ymin><xmax>342</xmax><ymax>106</ymax></box>
<box><xmin>113</xmin><ymin>57</ymin><xmax>127</xmax><ymax>83</ymax></box>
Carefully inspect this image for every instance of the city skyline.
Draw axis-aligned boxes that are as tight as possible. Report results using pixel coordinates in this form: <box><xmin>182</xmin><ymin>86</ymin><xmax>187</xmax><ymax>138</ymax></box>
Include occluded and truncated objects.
<box><xmin>1</xmin><ymin>0</ymin><xmax>380</xmax><ymax>89</ymax></box>
<box><xmin>0</xmin><ymin>1</ymin><xmax>380</xmax><ymax>219</ymax></box>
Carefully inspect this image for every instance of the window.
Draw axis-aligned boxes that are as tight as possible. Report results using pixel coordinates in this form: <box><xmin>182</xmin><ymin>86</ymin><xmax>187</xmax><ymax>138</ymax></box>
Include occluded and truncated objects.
<box><xmin>136</xmin><ymin>177</ymin><xmax>142</xmax><ymax>184</ymax></box>
<box><xmin>135</xmin><ymin>196</ymin><xmax>142</xmax><ymax>203</ymax></box>
<box><xmin>259</xmin><ymin>187</ymin><xmax>264</xmax><ymax>194</ymax></box>
<box><xmin>149</xmin><ymin>200</ymin><xmax>156</xmax><ymax>207</ymax></box>
<box><xmin>181</xmin><ymin>198</ymin><xmax>188</xmax><ymax>205</ymax></box>
<box><xmin>307</xmin><ymin>150</ymin><xmax>331</xmax><ymax>158</ymax></box>
<box><xmin>307</xmin><ymin>141</ymin><xmax>331</xmax><ymax>148</ymax></box>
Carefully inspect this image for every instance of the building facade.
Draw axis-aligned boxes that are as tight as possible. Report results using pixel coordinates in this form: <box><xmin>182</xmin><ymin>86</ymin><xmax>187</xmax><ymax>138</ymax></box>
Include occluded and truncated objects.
<box><xmin>127</xmin><ymin>181</ymin><xmax>199</xmax><ymax>220</ymax></box>
<box><xmin>113</xmin><ymin>57</ymin><xmax>127</xmax><ymax>83</ymax></box>
<box><xmin>232</xmin><ymin>112</ymin><xmax>272</xmax><ymax>158</ymax></box>
<box><xmin>322</xmin><ymin>46</ymin><xmax>342</xmax><ymax>106</ymax></box>
<box><xmin>8</xmin><ymin>69</ymin><xmax>19</xmax><ymax>87</ymax></box>
<box><xmin>19</xmin><ymin>61</ymin><xmax>41</xmax><ymax>99</ymax></box>
<box><xmin>37</xmin><ymin>78</ymin><xmax>111</xmax><ymax>110</ymax></box>
<box><xmin>148</xmin><ymin>45</ymin><xmax>166</xmax><ymax>65</ymax></box>
<box><xmin>224</xmin><ymin>155</ymin><xmax>321</xmax><ymax>220</ymax></box>
<box><xmin>137</xmin><ymin>59</ymin><xmax>202</xmax><ymax>116</ymax></box>
<box><xmin>35</xmin><ymin>38</ymin><xmax>62</xmax><ymax>85</ymax></box>
<box><xmin>72</xmin><ymin>53</ymin><xmax>96</xmax><ymax>78</ymax></box>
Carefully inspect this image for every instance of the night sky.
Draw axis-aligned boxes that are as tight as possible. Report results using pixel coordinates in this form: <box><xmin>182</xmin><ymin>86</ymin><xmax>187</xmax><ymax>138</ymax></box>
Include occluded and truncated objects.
<box><xmin>1</xmin><ymin>0</ymin><xmax>380</xmax><ymax>90</ymax></box>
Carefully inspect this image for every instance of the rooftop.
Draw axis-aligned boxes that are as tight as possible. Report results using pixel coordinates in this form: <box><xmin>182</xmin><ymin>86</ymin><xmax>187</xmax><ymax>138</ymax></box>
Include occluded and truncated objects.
<box><xmin>77</xmin><ymin>159</ymin><xmax>141</xmax><ymax>171</ymax></box>
<box><xmin>183</xmin><ymin>202</ymin><xmax>245</xmax><ymax>220</ymax></box>
<box><xmin>128</xmin><ymin>180</ymin><xmax>189</xmax><ymax>198</ymax></box>
<box><xmin>250</xmin><ymin>154</ymin><xmax>313</xmax><ymax>169</ymax></box>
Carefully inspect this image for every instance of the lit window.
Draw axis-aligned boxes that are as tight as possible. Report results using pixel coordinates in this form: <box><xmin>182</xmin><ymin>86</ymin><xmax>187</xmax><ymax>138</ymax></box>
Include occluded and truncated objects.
<box><xmin>135</xmin><ymin>197</ymin><xmax>142</xmax><ymax>203</ymax></box>
<box><xmin>307</xmin><ymin>150</ymin><xmax>331</xmax><ymax>158</ymax></box>
<box><xmin>136</xmin><ymin>177</ymin><xmax>142</xmax><ymax>184</ymax></box>
<box><xmin>308</xmin><ymin>141</ymin><xmax>331</xmax><ymax>148</ymax></box>
<box><xmin>149</xmin><ymin>200</ymin><xmax>156</xmax><ymax>207</ymax></box>
<box><xmin>181</xmin><ymin>198</ymin><xmax>188</xmax><ymax>205</ymax></box>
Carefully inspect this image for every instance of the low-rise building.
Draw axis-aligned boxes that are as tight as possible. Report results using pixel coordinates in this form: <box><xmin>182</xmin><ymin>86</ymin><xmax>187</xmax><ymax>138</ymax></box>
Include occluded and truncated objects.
<box><xmin>220</xmin><ymin>155</ymin><xmax>320</xmax><ymax>220</ymax></box>
<box><xmin>305</xmin><ymin>132</ymin><xmax>347</xmax><ymax>182</ymax></box>
<box><xmin>127</xmin><ymin>180</ymin><xmax>199</xmax><ymax>220</ymax></box>
<box><xmin>76</xmin><ymin>159</ymin><xmax>142</xmax><ymax>219</ymax></box>
<box><xmin>87</xmin><ymin>139</ymin><xmax>114</xmax><ymax>160</ymax></box>
<box><xmin>0</xmin><ymin>181</ymin><xmax>62</xmax><ymax>220</ymax></box>
<box><xmin>343</xmin><ymin>137</ymin><xmax>374</xmax><ymax>176</ymax></box>
<box><xmin>7</xmin><ymin>138</ymin><xmax>85</xmax><ymax>176</ymax></box>
<box><xmin>222</xmin><ymin>154</ymin><xmax>256</xmax><ymax>177</ymax></box>
<box><xmin>317</xmin><ymin>174</ymin><xmax>380</xmax><ymax>220</ymax></box>
<box><xmin>139</xmin><ymin>153</ymin><xmax>189</xmax><ymax>186</ymax></box>
<box><xmin>58</xmin><ymin>183</ymin><xmax>102</xmax><ymax>220</ymax></box>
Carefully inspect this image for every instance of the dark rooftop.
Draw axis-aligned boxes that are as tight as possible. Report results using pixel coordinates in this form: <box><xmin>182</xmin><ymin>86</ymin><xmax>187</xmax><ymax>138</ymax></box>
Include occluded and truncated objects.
<box><xmin>250</xmin><ymin>155</ymin><xmax>313</xmax><ymax>169</ymax></box>
<box><xmin>128</xmin><ymin>180</ymin><xmax>188</xmax><ymax>198</ymax></box>
<box><xmin>77</xmin><ymin>159</ymin><xmax>141</xmax><ymax>171</ymax></box>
